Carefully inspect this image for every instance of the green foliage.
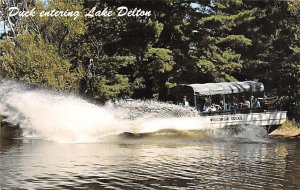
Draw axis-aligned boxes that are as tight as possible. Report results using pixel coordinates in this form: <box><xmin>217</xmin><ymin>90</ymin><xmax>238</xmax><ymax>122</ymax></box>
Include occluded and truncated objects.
<box><xmin>0</xmin><ymin>33</ymin><xmax>78</xmax><ymax>91</ymax></box>
<box><xmin>79</xmin><ymin>55</ymin><xmax>135</xmax><ymax>102</ymax></box>
<box><xmin>197</xmin><ymin>59</ymin><xmax>216</xmax><ymax>73</ymax></box>
<box><xmin>280</xmin><ymin>120</ymin><xmax>300</xmax><ymax>130</ymax></box>
<box><xmin>216</xmin><ymin>35</ymin><xmax>252</xmax><ymax>47</ymax></box>
<box><xmin>20</xmin><ymin>0</ymin><xmax>86</xmax><ymax>53</ymax></box>
<box><xmin>93</xmin><ymin>74</ymin><xmax>129</xmax><ymax>101</ymax></box>
<box><xmin>144</xmin><ymin>48</ymin><xmax>174</xmax><ymax>73</ymax></box>
<box><xmin>193</xmin><ymin>2</ymin><xmax>255</xmax><ymax>82</ymax></box>
<box><xmin>0</xmin><ymin>0</ymin><xmax>299</xmax><ymax>120</ymax></box>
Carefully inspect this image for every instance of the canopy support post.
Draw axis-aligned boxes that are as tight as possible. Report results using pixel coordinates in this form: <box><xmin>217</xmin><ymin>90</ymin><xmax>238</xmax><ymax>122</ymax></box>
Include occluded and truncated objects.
<box><xmin>194</xmin><ymin>94</ymin><xmax>197</xmax><ymax>109</ymax></box>
<box><xmin>223</xmin><ymin>95</ymin><xmax>226</xmax><ymax>110</ymax></box>
<box><xmin>250</xmin><ymin>93</ymin><xmax>254</xmax><ymax>108</ymax></box>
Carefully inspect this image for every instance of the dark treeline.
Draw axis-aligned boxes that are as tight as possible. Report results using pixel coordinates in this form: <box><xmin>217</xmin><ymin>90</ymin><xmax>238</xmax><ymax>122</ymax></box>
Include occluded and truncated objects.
<box><xmin>0</xmin><ymin>0</ymin><xmax>299</xmax><ymax>121</ymax></box>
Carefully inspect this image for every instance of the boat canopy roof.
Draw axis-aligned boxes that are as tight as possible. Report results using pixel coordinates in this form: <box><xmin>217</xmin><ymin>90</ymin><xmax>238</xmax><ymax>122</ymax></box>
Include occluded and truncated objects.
<box><xmin>173</xmin><ymin>81</ymin><xmax>264</xmax><ymax>96</ymax></box>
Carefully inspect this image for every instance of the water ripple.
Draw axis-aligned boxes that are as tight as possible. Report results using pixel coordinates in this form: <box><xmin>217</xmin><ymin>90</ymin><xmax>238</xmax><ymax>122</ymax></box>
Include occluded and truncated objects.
<box><xmin>1</xmin><ymin>138</ymin><xmax>300</xmax><ymax>189</ymax></box>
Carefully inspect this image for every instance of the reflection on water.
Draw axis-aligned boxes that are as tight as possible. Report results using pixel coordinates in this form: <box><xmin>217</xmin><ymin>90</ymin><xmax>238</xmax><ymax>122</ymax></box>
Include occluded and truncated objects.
<box><xmin>1</xmin><ymin>131</ymin><xmax>300</xmax><ymax>190</ymax></box>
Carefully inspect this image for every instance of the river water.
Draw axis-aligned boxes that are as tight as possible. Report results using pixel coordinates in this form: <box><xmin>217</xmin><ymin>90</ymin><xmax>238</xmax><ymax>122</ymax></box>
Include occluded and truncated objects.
<box><xmin>1</xmin><ymin>80</ymin><xmax>300</xmax><ymax>189</ymax></box>
<box><xmin>1</xmin><ymin>129</ymin><xmax>300</xmax><ymax>190</ymax></box>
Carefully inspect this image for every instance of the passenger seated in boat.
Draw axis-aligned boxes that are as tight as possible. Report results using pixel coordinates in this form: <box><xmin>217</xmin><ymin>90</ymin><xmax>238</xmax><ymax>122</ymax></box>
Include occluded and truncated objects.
<box><xmin>240</xmin><ymin>98</ymin><xmax>250</xmax><ymax>108</ymax></box>
<box><xmin>229</xmin><ymin>100</ymin><xmax>239</xmax><ymax>110</ymax></box>
<box><xmin>209</xmin><ymin>104</ymin><xmax>217</xmax><ymax>112</ymax></box>
<box><xmin>214</xmin><ymin>103</ymin><xmax>222</xmax><ymax>111</ymax></box>
<box><xmin>203</xmin><ymin>99</ymin><xmax>211</xmax><ymax>111</ymax></box>
<box><xmin>220</xmin><ymin>100</ymin><xmax>227</xmax><ymax>110</ymax></box>
<box><xmin>204</xmin><ymin>103</ymin><xmax>221</xmax><ymax>112</ymax></box>
<box><xmin>182</xmin><ymin>96</ymin><xmax>190</xmax><ymax>107</ymax></box>
<box><xmin>250</xmin><ymin>95</ymin><xmax>254</xmax><ymax>108</ymax></box>
<box><xmin>253</xmin><ymin>98</ymin><xmax>261</xmax><ymax>109</ymax></box>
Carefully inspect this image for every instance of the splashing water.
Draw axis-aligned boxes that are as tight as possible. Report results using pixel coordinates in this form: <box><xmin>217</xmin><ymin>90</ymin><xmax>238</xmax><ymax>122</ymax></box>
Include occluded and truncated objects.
<box><xmin>0</xmin><ymin>80</ymin><xmax>267</xmax><ymax>143</ymax></box>
<box><xmin>0</xmin><ymin>80</ymin><xmax>200</xmax><ymax>142</ymax></box>
<box><xmin>213</xmin><ymin>125</ymin><xmax>269</xmax><ymax>143</ymax></box>
<box><xmin>108</xmin><ymin>99</ymin><xmax>198</xmax><ymax>119</ymax></box>
<box><xmin>0</xmin><ymin>81</ymin><xmax>125</xmax><ymax>142</ymax></box>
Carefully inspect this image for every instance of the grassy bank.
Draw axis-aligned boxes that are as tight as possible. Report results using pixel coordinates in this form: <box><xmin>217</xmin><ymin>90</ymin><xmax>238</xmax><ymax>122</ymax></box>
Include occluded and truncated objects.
<box><xmin>270</xmin><ymin>120</ymin><xmax>300</xmax><ymax>138</ymax></box>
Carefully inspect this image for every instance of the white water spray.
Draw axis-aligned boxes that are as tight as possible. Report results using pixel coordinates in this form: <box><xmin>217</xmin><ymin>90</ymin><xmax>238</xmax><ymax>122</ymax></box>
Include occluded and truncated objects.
<box><xmin>0</xmin><ymin>81</ymin><xmax>126</xmax><ymax>142</ymax></box>
<box><xmin>0</xmin><ymin>80</ymin><xmax>267</xmax><ymax>143</ymax></box>
<box><xmin>0</xmin><ymin>80</ymin><xmax>203</xmax><ymax>142</ymax></box>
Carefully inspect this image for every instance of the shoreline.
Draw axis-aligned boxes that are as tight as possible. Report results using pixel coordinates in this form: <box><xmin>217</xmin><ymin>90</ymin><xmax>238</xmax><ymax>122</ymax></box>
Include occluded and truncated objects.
<box><xmin>269</xmin><ymin>128</ymin><xmax>300</xmax><ymax>138</ymax></box>
<box><xmin>269</xmin><ymin>120</ymin><xmax>300</xmax><ymax>138</ymax></box>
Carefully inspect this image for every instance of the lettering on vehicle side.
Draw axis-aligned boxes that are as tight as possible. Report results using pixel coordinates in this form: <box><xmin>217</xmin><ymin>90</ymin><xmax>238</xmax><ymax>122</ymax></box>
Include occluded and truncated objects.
<box><xmin>210</xmin><ymin>116</ymin><xmax>243</xmax><ymax>122</ymax></box>
<box><xmin>210</xmin><ymin>117</ymin><xmax>229</xmax><ymax>122</ymax></box>
<box><xmin>231</xmin><ymin>116</ymin><xmax>243</xmax><ymax>121</ymax></box>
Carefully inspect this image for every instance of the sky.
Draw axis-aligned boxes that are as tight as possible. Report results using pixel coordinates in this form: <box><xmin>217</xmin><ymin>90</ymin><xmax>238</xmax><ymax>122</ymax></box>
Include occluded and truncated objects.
<box><xmin>0</xmin><ymin>21</ymin><xmax>10</xmax><ymax>35</ymax></box>
<box><xmin>0</xmin><ymin>21</ymin><xmax>5</xmax><ymax>34</ymax></box>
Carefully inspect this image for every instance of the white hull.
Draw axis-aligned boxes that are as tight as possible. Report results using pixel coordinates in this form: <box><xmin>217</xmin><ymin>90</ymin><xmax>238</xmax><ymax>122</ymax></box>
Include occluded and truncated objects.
<box><xmin>201</xmin><ymin>111</ymin><xmax>287</xmax><ymax>128</ymax></box>
<box><xmin>125</xmin><ymin>111</ymin><xmax>287</xmax><ymax>135</ymax></box>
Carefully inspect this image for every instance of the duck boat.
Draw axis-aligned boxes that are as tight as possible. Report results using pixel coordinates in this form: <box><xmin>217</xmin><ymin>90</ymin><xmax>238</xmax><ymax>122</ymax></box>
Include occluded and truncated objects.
<box><xmin>171</xmin><ymin>81</ymin><xmax>287</xmax><ymax>133</ymax></box>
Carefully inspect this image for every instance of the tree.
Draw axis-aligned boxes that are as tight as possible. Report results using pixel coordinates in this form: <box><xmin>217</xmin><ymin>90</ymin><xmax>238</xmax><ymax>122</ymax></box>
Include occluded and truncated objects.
<box><xmin>17</xmin><ymin>1</ymin><xmax>86</xmax><ymax>54</ymax></box>
<box><xmin>0</xmin><ymin>32</ymin><xmax>79</xmax><ymax>91</ymax></box>
<box><xmin>132</xmin><ymin>48</ymin><xmax>175</xmax><ymax>99</ymax></box>
<box><xmin>79</xmin><ymin>56</ymin><xmax>135</xmax><ymax>102</ymax></box>
<box><xmin>192</xmin><ymin>0</ymin><xmax>255</xmax><ymax>82</ymax></box>
<box><xmin>238</xmin><ymin>1</ymin><xmax>300</xmax><ymax>121</ymax></box>
<box><xmin>0</xmin><ymin>0</ymin><xmax>299</xmax><ymax>121</ymax></box>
